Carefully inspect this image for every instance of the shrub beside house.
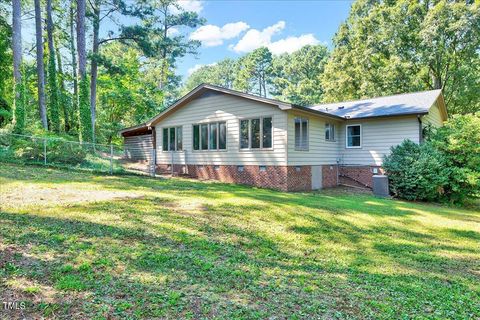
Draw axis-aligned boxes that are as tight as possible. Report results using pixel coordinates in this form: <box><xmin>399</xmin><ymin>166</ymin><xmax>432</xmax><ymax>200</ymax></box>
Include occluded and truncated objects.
<box><xmin>384</xmin><ymin>113</ymin><xmax>480</xmax><ymax>203</ymax></box>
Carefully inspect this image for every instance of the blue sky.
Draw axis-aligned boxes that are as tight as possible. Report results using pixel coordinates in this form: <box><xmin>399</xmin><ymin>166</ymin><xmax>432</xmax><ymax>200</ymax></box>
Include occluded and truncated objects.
<box><xmin>19</xmin><ymin>0</ymin><xmax>353</xmax><ymax>81</ymax></box>
<box><xmin>176</xmin><ymin>0</ymin><xmax>353</xmax><ymax>79</ymax></box>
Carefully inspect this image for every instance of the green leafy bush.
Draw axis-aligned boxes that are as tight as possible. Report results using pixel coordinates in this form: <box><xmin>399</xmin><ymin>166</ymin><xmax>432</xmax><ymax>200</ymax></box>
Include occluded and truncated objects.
<box><xmin>12</xmin><ymin>139</ymin><xmax>44</xmax><ymax>162</ymax></box>
<box><xmin>45</xmin><ymin>140</ymin><xmax>87</xmax><ymax>165</ymax></box>
<box><xmin>3</xmin><ymin>137</ymin><xmax>87</xmax><ymax>165</ymax></box>
<box><xmin>383</xmin><ymin>140</ymin><xmax>449</xmax><ymax>201</ymax></box>
<box><xmin>384</xmin><ymin>113</ymin><xmax>480</xmax><ymax>203</ymax></box>
<box><xmin>429</xmin><ymin>113</ymin><xmax>480</xmax><ymax>202</ymax></box>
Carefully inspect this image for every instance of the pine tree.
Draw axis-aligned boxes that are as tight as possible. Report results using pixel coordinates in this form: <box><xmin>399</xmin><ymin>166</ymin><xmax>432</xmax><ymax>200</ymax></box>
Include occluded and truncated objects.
<box><xmin>76</xmin><ymin>0</ymin><xmax>92</xmax><ymax>141</ymax></box>
<box><xmin>34</xmin><ymin>0</ymin><xmax>48</xmax><ymax>130</ymax></box>
<box><xmin>78</xmin><ymin>77</ymin><xmax>91</xmax><ymax>142</ymax></box>
<box><xmin>46</xmin><ymin>0</ymin><xmax>60</xmax><ymax>132</ymax></box>
<box><xmin>12</xmin><ymin>0</ymin><xmax>25</xmax><ymax>132</ymax></box>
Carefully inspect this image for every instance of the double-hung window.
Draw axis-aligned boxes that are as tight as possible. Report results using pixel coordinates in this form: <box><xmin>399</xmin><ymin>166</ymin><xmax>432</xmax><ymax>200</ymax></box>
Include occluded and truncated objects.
<box><xmin>162</xmin><ymin>126</ymin><xmax>183</xmax><ymax>151</ymax></box>
<box><xmin>325</xmin><ymin>123</ymin><xmax>335</xmax><ymax>141</ymax></box>
<box><xmin>193</xmin><ymin>122</ymin><xmax>227</xmax><ymax>151</ymax></box>
<box><xmin>294</xmin><ymin>117</ymin><xmax>308</xmax><ymax>150</ymax></box>
<box><xmin>239</xmin><ymin>117</ymin><xmax>273</xmax><ymax>150</ymax></box>
<box><xmin>346</xmin><ymin>124</ymin><xmax>361</xmax><ymax>148</ymax></box>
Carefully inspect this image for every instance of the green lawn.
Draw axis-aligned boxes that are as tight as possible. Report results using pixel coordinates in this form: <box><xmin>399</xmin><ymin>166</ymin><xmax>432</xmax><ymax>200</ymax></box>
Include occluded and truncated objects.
<box><xmin>0</xmin><ymin>163</ymin><xmax>479</xmax><ymax>319</ymax></box>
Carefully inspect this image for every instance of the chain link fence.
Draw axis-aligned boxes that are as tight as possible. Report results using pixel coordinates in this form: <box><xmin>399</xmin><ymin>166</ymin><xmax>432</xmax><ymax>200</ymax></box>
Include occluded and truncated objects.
<box><xmin>0</xmin><ymin>133</ymin><xmax>154</xmax><ymax>175</ymax></box>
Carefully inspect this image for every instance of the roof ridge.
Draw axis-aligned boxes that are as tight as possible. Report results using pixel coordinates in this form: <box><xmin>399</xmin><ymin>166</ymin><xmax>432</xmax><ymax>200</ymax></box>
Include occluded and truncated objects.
<box><xmin>201</xmin><ymin>83</ymin><xmax>293</xmax><ymax>107</ymax></box>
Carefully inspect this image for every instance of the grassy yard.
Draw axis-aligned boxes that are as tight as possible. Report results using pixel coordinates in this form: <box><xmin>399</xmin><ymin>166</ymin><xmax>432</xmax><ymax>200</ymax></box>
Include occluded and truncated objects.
<box><xmin>0</xmin><ymin>163</ymin><xmax>479</xmax><ymax>319</ymax></box>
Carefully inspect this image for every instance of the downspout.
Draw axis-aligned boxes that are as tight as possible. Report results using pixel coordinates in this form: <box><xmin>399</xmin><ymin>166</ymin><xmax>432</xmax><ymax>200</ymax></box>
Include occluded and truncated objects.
<box><xmin>151</xmin><ymin>126</ymin><xmax>156</xmax><ymax>177</ymax></box>
<box><xmin>417</xmin><ymin>115</ymin><xmax>423</xmax><ymax>144</ymax></box>
<box><xmin>336</xmin><ymin>158</ymin><xmax>340</xmax><ymax>186</ymax></box>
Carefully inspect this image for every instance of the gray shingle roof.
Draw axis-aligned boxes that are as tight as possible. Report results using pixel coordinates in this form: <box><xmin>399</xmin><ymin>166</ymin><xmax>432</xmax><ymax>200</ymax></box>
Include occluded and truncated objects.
<box><xmin>308</xmin><ymin>89</ymin><xmax>442</xmax><ymax>119</ymax></box>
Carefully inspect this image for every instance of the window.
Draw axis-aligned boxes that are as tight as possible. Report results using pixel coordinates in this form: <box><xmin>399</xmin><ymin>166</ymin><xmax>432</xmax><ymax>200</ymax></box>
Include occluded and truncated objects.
<box><xmin>259</xmin><ymin>165</ymin><xmax>267</xmax><ymax>172</ymax></box>
<box><xmin>239</xmin><ymin>117</ymin><xmax>273</xmax><ymax>149</ymax></box>
<box><xmin>346</xmin><ymin>124</ymin><xmax>361</xmax><ymax>148</ymax></box>
<box><xmin>262</xmin><ymin>117</ymin><xmax>272</xmax><ymax>148</ymax></box>
<box><xmin>325</xmin><ymin>123</ymin><xmax>335</xmax><ymax>141</ymax></box>
<box><xmin>193</xmin><ymin>125</ymin><xmax>200</xmax><ymax>150</ymax></box>
<box><xmin>169</xmin><ymin>127</ymin><xmax>175</xmax><ymax>151</ymax></box>
<box><xmin>294</xmin><ymin>117</ymin><xmax>308</xmax><ymax>150</ymax></box>
<box><xmin>176</xmin><ymin>127</ymin><xmax>182</xmax><ymax>151</ymax></box>
<box><xmin>201</xmin><ymin>124</ymin><xmax>208</xmax><ymax>150</ymax></box>
<box><xmin>240</xmin><ymin>120</ymin><xmax>249</xmax><ymax>149</ymax></box>
<box><xmin>219</xmin><ymin>122</ymin><xmax>226</xmax><ymax>150</ymax></box>
<box><xmin>162</xmin><ymin>126</ymin><xmax>183</xmax><ymax>151</ymax></box>
<box><xmin>209</xmin><ymin>123</ymin><xmax>217</xmax><ymax>149</ymax></box>
<box><xmin>162</xmin><ymin>128</ymin><xmax>168</xmax><ymax>151</ymax></box>
<box><xmin>237</xmin><ymin>165</ymin><xmax>244</xmax><ymax>172</ymax></box>
<box><xmin>193</xmin><ymin>122</ymin><xmax>227</xmax><ymax>151</ymax></box>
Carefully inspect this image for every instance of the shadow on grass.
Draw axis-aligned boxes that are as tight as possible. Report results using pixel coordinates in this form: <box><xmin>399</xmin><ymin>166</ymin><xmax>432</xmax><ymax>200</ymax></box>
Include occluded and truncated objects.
<box><xmin>1</xmin><ymin>164</ymin><xmax>480</xmax><ymax>318</ymax></box>
<box><xmin>1</xmin><ymin>192</ymin><xmax>480</xmax><ymax>318</ymax></box>
<box><xmin>3</xmin><ymin>163</ymin><xmax>479</xmax><ymax>219</ymax></box>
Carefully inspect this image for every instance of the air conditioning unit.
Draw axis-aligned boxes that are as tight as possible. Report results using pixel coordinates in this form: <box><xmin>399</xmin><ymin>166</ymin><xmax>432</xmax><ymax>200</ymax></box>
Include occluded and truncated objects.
<box><xmin>373</xmin><ymin>175</ymin><xmax>389</xmax><ymax>197</ymax></box>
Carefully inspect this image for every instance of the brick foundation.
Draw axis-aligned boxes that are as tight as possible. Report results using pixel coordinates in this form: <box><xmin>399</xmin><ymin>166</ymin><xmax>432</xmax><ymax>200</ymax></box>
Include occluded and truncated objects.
<box><xmin>156</xmin><ymin>163</ymin><xmax>383</xmax><ymax>191</ymax></box>
<box><xmin>322</xmin><ymin>165</ymin><xmax>338</xmax><ymax>188</ymax></box>
<box><xmin>339</xmin><ymin>166</ymin><xmax>383</xmax><ymax>188</ymax></box>
<box><xmin>287</xmin><ymin>166</ymin><xmax>312</xmax><ymax>192</ymax></box>
<box><xmin>157</xmin><ymin>164</ymin><xmax>313</xmax><ymax>191</ymax></box>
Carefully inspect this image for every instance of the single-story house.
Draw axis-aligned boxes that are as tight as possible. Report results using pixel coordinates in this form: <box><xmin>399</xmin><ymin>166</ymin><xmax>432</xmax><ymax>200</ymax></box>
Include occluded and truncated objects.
<box><xmin>120</xmin><ymin>83</ymin><xmax>447</xmax><ymax>191</ymax></box>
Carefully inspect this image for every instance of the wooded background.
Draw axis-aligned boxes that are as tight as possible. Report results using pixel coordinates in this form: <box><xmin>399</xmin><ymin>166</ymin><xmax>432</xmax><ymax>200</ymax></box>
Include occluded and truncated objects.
<box><xmin>0</xmin><ymin>0</ymin><xmax>478</xmax><ymax>145</ymax></box>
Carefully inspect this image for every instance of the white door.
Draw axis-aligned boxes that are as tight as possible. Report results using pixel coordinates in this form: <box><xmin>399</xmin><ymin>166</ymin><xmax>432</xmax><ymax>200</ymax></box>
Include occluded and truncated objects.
<box><xmin>311</xmin><ymin>166</ymin><xmax>322</xmax><ymax>190</ymax></box>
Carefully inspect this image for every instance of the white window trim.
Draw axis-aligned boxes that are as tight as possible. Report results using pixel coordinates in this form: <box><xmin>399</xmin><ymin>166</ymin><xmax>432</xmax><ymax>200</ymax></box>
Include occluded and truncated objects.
<box><xmin>325</xmin><ymin>123</ymin><xmax>336</xmax><ymax>142</ymax></box>
<box><xmin>192</xmin><ymin>121</ymin><xmax>228</xmax><ymax>152</ymax></box>
<box><xmin>346</xmin><ymin>124</ymin><xmax>362</xmax><ymax>149</ymax></box>
<box><xmin>294</xmin><ymin>117</ymin><xmax>309</xmax><ymax>151</ymax></box>
<box><xmin>239</xmin><ymin>116</ymin><xmax>274</xmax><ymax>151</ymax></box>
<box><xmin>162</xmin><ymin>126</ymin><xmax>183</xmax><ymax>152</ymax></box>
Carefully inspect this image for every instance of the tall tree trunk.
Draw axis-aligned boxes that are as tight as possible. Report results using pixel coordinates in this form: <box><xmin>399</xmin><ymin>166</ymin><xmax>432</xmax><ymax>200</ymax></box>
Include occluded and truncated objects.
<box><xmin>56</xmin><ymin>45</ymin><xmax>70</xmax><ymax>132</ymax></box>
<box><xmin>77</xmin><ymin>0</ymin><xmax>92</xmax><ymax>142</ymax></box>
<box><xmin>12</xmin><ymin>0</ymin><xmax>24</xmax><ymax>132</ymax></box>
<box><xmin>433</xmin><ymin>74</ymin><xmax>442</xmax><ymax>89</ymax></box>
<box><xmin>34</xmin><ymin>0</ymin><xmax>48</xmax><ymax>130</ymax></box>
<box><xmin>76</xmin><ymin>0</ymin><xmax>86</xmax><ymax>77</ymax></box>
<box><xmin>12</xmin><ymin>0</ymin><xmax>21</xmax><ymax>90</ymax></box>
<box><xmin>46</xmin><ymin>0</ymin><xmax>60</xmax><ymax>132</ymax></box>
<box><xmin>69</xmin><ymin>2</ymin><xmax>78</xmax><ymax>131</ymax></box>
<box><xmin>158</xmin><ymin>5</ymin><xmax>168</xmax><ymax>90</ymax></box>
<box><xmin>258</xmin><ymin>76</ymin><xmax>262</xmax><ymax>97</ymax></box>
<box><xmin>90</xmin><ymin>0</ymin><xmax>100</xmax><ymax>144</ymax></box>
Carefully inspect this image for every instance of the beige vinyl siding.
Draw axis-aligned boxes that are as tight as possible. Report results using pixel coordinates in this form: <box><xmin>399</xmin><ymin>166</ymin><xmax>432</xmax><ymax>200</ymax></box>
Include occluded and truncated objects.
<box><xmin>155</xmin><ymin>93</ymin><xmax>288</xmax><ymax>165</ymax></box>
<box><xmin>422</xmin><ymin>102</ymin><xmax>444</xmax><ymax>127</ymax></box>
<box><xmin>286</xmin><ymin>111</ymin><xmax>341</xmax><ymax>165</ymax></box>
<box><xmin>337</xmin><ymin>116</ymin><xmax>420</xmax><ymax>166</ymax></box>
<box><xmin>124</xmin><ymin>134</ymin><xmax>153</xmax><ymax>161</ymax></box>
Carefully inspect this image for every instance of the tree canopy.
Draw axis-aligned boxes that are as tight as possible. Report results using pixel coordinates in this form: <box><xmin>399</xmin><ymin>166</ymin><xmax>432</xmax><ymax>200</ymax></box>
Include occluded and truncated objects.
<box><xmin>322</xmin><ymin>0</ymin><xmax>480</xmax><ymax>114</ymax></box>
<box><xmin>0</xmin><ymin>0</ymin><xmax>479</xmax><ymax>145</ymax></box>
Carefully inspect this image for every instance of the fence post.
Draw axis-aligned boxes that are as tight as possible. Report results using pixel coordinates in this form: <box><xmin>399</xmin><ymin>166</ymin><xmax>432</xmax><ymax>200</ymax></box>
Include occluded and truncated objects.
<box><xmin>150</xmin><ymin>149</ymin><xmax>156</xmax><ymax>177</ymax></box>
<box><xmin>110</xmin><ymin>144</ymin><xmax>113</xmax><ymax>175</ymax></box>
<box><xmin>43</xmin><ymin>138</ymin><xmax>47</xmax><ymax>165</ymax></box>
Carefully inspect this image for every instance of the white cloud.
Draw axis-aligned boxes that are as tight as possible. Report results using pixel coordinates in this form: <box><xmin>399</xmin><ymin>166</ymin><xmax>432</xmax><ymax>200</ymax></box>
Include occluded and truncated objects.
<box><xmin>230</xmin><ymin>21</ymin><xmax>320</xmax><ymax>55</ymax></box>
<box><xmin>268</xmin><ymin>34</ymin><xmax>319</xmax><ymax>54</ymax></box>
<box><xmin>231</xmin><ymin>21</ymin><xmax>285</xmax><ymax>53</ymax></box>
<box><xmin>190</xmin><ymin>22</ymin><xmax>250</xmax><ymax>47</ymax></box>
<box><xmin>175</xmin><ymin>0</ymin><xmax>203</xmax><ymax>13</ymax></box>
<box><xmin>187</xmin><ymin>63</ymin><xmax>216</xmax><ymax>76</ymax></box>
<box><xmin>167</xmin><ymin>27</ymin><xmax>179</xmax><ymax>37</ymax></box>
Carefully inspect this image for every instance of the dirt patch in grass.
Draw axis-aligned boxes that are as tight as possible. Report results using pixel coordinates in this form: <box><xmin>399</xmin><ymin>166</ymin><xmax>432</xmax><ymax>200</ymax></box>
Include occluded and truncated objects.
<box><xmin>1</xmin><ymin>184</ymin><xmax>143</xmax><ymax>208</ymax></box>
